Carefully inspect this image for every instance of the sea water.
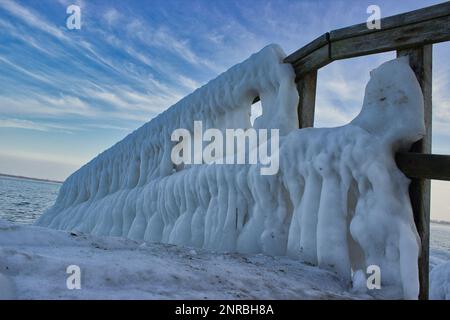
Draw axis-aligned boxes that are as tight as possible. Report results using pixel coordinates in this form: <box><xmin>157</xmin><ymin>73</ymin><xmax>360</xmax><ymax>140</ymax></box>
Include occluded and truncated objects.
<box><xmin>0</xmin><ymin>175</ymin><xmax>60</xmax><ymax>224</ymax></box>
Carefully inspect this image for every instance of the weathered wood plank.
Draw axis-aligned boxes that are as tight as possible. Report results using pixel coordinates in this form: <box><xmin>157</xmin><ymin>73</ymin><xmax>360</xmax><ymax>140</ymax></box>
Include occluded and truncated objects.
<box><xmin>397</xmin><ymin>45</ymin><xmax>432</xmax><ymax>300</ymax></box>
<box><xmin>284</xmin><ymin>33</ymin><xmax>329</xmax><ymax>64</ymax></box>
<box><xmin>331</xmin><ymin>14</ymin><xmax>450</xmax><ymax>60</ymax></box>
<box><xmin>296</xmin><ymin>71</ymin><xmax>317</xmax><ymax>128</ymax></box>
<box><xmin>284</xmin><ymin>3</ymin><xmax>449</xmax><ymax>78</ymax></box>
<box><xmin>396</xmin><ymin>153</ymin><xmax>450</xmax><ymax>181</ymax></box>
<box><xmin>291</xmin><ymin>45</ymin><xmax>330</xmax><ymax>80</ymax></box>
<box><xmin>330</xmin><ymin>1</ymin><xmax>450</xmax><ymax>41</ymax></box>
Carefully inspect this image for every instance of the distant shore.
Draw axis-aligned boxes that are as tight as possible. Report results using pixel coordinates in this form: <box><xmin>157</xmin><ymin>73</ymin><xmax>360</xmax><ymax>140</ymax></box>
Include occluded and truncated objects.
<box><xmin>431</xmin><ymin>220</ymin><xmax>450</xmax><ymax>226</ymax></box>
<box><xmin>0</xmin><ymin>173</ymin><xmax>63</xmax><ymax>184</ymax></box>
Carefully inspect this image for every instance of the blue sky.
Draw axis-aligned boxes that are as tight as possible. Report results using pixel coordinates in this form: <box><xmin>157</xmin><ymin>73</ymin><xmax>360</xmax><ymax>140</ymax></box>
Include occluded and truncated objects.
<box><xmin>0</xmin><ymin>0</ymin><xmax>449</xmax><ymax>219</ymax></box>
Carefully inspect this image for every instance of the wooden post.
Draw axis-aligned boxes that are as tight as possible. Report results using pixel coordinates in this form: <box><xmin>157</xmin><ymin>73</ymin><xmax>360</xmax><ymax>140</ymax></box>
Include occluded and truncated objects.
<box><xmin>296</xmin><ymin>70</ymin><xmax>317</xmax><ymax>128</ymax></box>
<box><xmin>397</xmin><ymin>45</ymin><xmax>432</xmax><ymax>300</ymax></box>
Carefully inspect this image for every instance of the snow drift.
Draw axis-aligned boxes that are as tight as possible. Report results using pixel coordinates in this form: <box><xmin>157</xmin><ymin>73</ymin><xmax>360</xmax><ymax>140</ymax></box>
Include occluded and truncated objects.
<box><xmin>36</xmin><ymin>44</ymin><xmax>425</xmax><ymax>299</ymax></box>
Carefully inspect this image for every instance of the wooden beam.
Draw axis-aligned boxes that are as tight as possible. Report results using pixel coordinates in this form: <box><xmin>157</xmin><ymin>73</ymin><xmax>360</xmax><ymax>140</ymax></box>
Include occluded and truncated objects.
<box><xmin>396</xmin><ymin>153</ymin><xmax>450</xmax><ymax>181</ymax></box>
<box><xmin>397</xmin><ymin>45</ymin><xmax>432</xmax><ymax>300</ymax></box>
<box><xmin>283</xmin><ymin>2</ymin><xmax>450</xmax><ymax>77</ymax></box>
<box><xmin>291</xmin><ymin>45</ymin><xmax>330</xmax><ymax>81</ymax></box>
<box><xmin>284</xmin><ymin>33</ymin><xmax>329</xmax><ymax>64</ymax></box>
<box><xmin>331</xmin><ymin>15</ymin><xmax>450</xmax><ymax>60</ymax></box>
<box><xmin>296</xmin><ymin>71</ymin><xmax>317</xmax><ymax>128</ymax></box>
<box><xmin>330</xmin><ymin>2</ymin><xmax>450</xmax><ymax>41</ymax></box>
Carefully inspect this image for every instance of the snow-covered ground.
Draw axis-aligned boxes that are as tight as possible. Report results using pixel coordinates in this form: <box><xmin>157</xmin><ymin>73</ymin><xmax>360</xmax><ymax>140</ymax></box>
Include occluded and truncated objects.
<box><xmin>1</xmin><ymin>219</ymin><xmax>449</xmax><ymax>300</ymax></box>
<box><xmin>429</xmin><ymin>223</ymin><xmax>450</xmax><ymax>299</ymax></box>
<box><xmin>0</xmin><ymin>219</ymin><xmax>371</xmax><ymax>300</ymax></box>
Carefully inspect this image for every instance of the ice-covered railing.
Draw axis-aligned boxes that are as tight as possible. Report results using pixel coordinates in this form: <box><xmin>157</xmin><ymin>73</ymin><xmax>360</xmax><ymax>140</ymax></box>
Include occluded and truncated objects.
<box><xmin>37</xmin><ymin>45</ymin><xmax>425</xmax><ymax>299</ymax></box>
<box><xmin>39</xmin><ymin>45</ymin><xmax>297</xmax><ymax>211</ymax></box>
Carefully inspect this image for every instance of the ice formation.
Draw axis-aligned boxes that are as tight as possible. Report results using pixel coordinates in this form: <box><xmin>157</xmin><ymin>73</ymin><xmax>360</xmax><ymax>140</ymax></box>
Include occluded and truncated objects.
<box><xmin>37</xmin><ymin>44</ymin><xmax>424</xmax><ymax>299</ymax></box>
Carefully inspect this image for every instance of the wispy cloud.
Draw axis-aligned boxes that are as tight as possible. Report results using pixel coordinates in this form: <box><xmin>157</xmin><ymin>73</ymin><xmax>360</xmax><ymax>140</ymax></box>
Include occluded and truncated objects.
<box><xmin>0</xmin><ymin>56</ymin><xmax>54</xmax><ymax>84</ymax></box>
<box><xmin>124</xmin><ymin>18</ymin><xmax>221</xmax><ymax>72</ymax></box>
<box><xmin>0</xmin><ymin>0</ymin><xmax>67</xmax><ymax>40</ymax></box>
<box><xmin>102</xmin><ymin>7</ymin><xmax>121</xmax><ymax>27</ymax></box>
<box><xmin>0</xmin><ymin>118</ymin><xmax>77</xmax><ymax>133</ymax></box>
<box><xmin>0</xmin><ymin>117</ymin><xmax>133</xmax><ymax>134</ymax></box>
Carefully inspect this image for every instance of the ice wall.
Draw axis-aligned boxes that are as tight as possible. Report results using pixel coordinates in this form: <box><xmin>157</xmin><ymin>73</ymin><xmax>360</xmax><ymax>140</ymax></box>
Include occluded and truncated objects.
<box><xmin>36</xmin><ymin>46</ymin><xmax>424</xmax><ymax>299</ymax></box>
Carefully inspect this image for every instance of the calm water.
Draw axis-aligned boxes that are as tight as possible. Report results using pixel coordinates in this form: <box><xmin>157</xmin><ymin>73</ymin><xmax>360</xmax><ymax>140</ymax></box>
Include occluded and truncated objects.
<box><xmin>1</xmin><ymin>175</ymin><xmax>449</xmax><ymax>254</ymax></box>
<box><xmin>431</xmin><ymin>222</ymin><xmax>450</xmax><ymax>252</ymax></box>
<box><xmin>0</xmin><ymin>176</ymin><xmax>60</xmax><ymax>224</ymax></box>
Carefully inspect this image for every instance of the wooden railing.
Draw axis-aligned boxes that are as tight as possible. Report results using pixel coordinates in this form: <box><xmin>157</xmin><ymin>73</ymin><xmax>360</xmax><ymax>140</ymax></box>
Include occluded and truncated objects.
<box><xmin>280</xmin><ymin>2</ymin><xmax>450</xmax><ymax>299</ymax></box>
